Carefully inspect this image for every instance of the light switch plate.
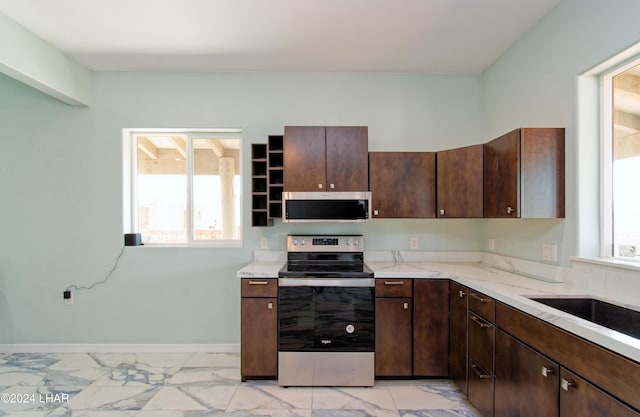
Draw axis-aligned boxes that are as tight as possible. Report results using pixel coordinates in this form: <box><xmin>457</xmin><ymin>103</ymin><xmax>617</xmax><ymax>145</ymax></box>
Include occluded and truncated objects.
<box><xmin>260</xmin><ymin>237</ymin><xmax>269</xmax><ymax>249</ymax></box>
<box><xmin>410</xmin><ymin>237</ymin><xmax>418</xmax><ymax>250</ymax></box>
<box><xmin>489</xmin><ymin>238</ymin><xmax>495</xmax><ymax>251</ymax></box>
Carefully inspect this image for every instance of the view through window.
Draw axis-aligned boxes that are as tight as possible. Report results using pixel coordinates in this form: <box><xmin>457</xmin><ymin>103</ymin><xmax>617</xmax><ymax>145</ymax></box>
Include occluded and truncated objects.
<box><xmin>133</xmin><ymin>132</ymin><xmax>241</xmax><ymax>244</ymax></box>
<box><xmin>611</xmin><ymin>63</ymin><xmax>640</xmax><ymax>259</ymax></box>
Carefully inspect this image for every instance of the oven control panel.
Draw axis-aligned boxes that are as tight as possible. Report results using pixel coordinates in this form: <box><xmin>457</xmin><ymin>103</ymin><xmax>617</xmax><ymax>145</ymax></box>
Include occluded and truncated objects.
<box><xmin>287</xmin><ymin>235</ymin><xmax>364</xmax><ymax>252</ymax></box>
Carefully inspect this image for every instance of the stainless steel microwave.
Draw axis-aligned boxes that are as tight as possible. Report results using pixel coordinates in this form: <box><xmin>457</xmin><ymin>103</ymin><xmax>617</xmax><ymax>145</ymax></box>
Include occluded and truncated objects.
<box><xmin>282</xmin><ymin>191</ymin><xmax>371</xmax><ymax>223</ymax></box>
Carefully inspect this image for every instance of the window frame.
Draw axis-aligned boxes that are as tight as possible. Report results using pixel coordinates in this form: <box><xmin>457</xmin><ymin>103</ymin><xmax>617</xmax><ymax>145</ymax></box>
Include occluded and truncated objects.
<box><xmin>600</xmin><ymin>56</ymin><xmax>640</xmax><ymax>261</ymax></box>
<box><xmin>123</xmin><ymin>128</ymin><xmax>243</xmax><ymax>248</ymax></box>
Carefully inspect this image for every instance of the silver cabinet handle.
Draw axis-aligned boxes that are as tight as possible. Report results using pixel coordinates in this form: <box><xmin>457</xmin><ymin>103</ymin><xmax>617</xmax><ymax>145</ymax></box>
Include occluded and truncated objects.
<box><xmin>248</xmin><ymin>281</ymin><xmax>268</xmax><ymax>285</ymax></box>
<box><xmin>267</xmin><ymin>302</ymin><xmax>274</xmax><ymax>310</ymax></box>
<box><xmin>561</xmin><ymin>378</ymin><xmax>575</xmax><ymax>391</ymax></box>
<box><xmin>439</xmin><ymin>209</ymin><xmax>446</xmax><ymax>215</ymax></box>
<box><xmin>507</xmin><ymin>206</ymin><xmax>514</xmax><ymax>214</ymax></box>
<box><xmin>374</xmin><ymin>209</ymin><xmax>379</xmax><ymax>216</ymax></box>
<box><xmin>459</xmin><ymin>290</ymin><xmax>467</xmax><ymax>298</ymax></box>
<box><xmin>330</xmin><ymin>183</ymin><xmax>335</xmax><ymax>189</ymax></box>
<box><xmin>471</xmin><ymin>362</ymin><xmax>492</xmax><ymax>379</ymax></box>
<box><xmin>318</xmin><ymin>183</ymin><xmax>323</xmax><ymax>189</ymax></box>
<box><xmin>470</xmin><ymin>293</ymin><xmax>490</xmax><ymax>303</ymax></box>
<box><xmin>541</xmin><ymin>366</ymin><xmax>554</xmax><ymax>377</ymax></box>
<box><xmin>384</xmin><ymin>281</ymin><xmax>405</xmax><ymax>286</ymax></box>
<box><xmin>403</xmin><ymin>302</ymin><xmax>409</xmax><ymax>310</ymax></box>
<box><xmin>470</xmin><ymin>315</ymin><xmax>491</xmax><ymax>328</ymax></box>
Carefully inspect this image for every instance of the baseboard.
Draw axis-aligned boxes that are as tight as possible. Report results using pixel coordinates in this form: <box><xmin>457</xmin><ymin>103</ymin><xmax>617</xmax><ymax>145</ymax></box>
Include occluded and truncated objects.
<box><xmin>0</xmin><ymin>343</ymin><xmax>240</xmax><ymax>353</ymax></box>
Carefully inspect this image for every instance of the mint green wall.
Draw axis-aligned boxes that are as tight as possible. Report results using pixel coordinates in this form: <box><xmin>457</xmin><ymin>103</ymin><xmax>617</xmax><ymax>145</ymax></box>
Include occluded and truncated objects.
<box><xmin>0</xmin><ymin>71</ymin><xmax>483</xmax><ymax>343</ymax></box>
<box><xmin>481</xmin><ymin>0</ymin><xmax>640</xmax><ymax>265</ymax></box>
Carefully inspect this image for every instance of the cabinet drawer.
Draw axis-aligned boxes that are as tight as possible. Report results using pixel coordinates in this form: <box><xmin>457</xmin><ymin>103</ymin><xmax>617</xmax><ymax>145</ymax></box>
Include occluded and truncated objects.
<box><xmin>375</xmin><ymin>279</ymin><xmax>413</xmax><ymax>297</ymax></box>
<box><xmin>468</xmin><ymin>313</ymin><xmax>495</xmax><ymax>371</ymax></box>
<box><xmin>469</xmin><ymin>291</ymin><xmax>495</xmax><ymax>322</ymax></box>
<box><xmin>468</xmin><ymin>358</ymin><xmax>494</xmax><ymax>417</ymax></box>
<box><xmin>241</xmin><ymin>278</ymin><xmax>278</xmax><ymax>297</ymax></box>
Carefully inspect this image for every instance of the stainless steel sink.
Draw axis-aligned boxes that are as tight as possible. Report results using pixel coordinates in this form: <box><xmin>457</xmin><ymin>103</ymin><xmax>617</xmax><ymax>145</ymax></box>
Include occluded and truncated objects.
<box><xmin>528</xmin><ymin>297</ymin><xmax>640</xmax><ymax>339</ymax></box>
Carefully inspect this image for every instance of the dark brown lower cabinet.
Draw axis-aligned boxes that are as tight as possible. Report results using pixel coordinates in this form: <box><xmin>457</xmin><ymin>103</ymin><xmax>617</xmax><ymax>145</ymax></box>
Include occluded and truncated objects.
<box><xmin>494</xmin><ymin>330</ymin><xmax>559</xmax><ymax>417</ymax></box>
<box><xmin>468</xmin><ymin>358</ymin><xmax>494</xmax><ymax>417</ymax></box>
<box><xmin>560</xmin><ymin>368</ymin><xmax>639</xmax><ymax>417</ymax></box>
<box><xmin>413</xmin><ymin>279</ymin><xmax>449</xmax><ymax>376</ymax></box>
<box><xmin>375</xmin><ymin>297</ymin><xmax>412</xmax><ymax>377</ymax></box>
<box><xmin>449</xmin><ymin>282</ymin><xmax>468</xmax><ymax>394</ymax></box>
<box><xmin>240</xmin><ymin>279</ymin><xmax>278</xmax><ymax>381</ymax></box>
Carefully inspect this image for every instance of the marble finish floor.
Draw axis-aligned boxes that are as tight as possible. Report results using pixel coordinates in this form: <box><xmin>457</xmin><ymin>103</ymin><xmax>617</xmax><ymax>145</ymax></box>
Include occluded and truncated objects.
<box><xmin>0</xmin><ymin>352</ymin><xmax>480</xmax><ymax>417</ymax></box>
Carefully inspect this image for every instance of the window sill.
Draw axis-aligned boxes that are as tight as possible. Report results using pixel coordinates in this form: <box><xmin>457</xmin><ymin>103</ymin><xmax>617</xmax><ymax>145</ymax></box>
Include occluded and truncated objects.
<box><xmin>132</xmin><ymin>242</ymin><xmax>243</xmax><ymax>249</ymax></box>
<box><xmin>571</xmin><ymin>256</ymin><xmax>640</xmax><ymax>273</ymax></box>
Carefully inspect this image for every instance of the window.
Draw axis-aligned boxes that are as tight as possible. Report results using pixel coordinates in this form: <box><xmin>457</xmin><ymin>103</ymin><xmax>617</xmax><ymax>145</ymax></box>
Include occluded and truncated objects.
<box><xmin>603</xmin><ymin>60</ymin><xmax>640</xmax><ymax>260</ymax></box>
<box><xmin>126</xmin><ymin>130</ymin><xmax>242</xmax><ymax>245</ymax></box>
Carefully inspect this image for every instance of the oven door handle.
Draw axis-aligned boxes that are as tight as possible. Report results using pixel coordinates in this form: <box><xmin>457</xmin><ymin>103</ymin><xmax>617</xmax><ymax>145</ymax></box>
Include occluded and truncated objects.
<box><xmin>279</xmin><ymin>278</ymin><xmax>375</xmax><ymax>287</ymax></box>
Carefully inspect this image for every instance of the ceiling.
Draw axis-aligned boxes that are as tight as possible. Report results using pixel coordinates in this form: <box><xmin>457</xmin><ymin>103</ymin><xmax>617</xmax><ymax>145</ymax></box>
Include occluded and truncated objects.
<box><xmin>0</xmin><ymin>0</ymin><xmax>561</xmax><ymax>72</ymax></box>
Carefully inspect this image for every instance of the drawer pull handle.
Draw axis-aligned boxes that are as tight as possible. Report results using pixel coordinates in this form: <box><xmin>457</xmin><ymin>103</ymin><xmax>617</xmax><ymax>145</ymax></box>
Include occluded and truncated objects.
<box><xmin>471</xmin><ymin>362</ymin><xmax>492</xmax><ymax>379</ymax></box>
<box><xmin>248</xmin><ymin>281</ymin><xmax>269</xmax><ymax>285</ymax></box>
<box><xmin>403</xmin><ymin>302</ymin><xmax>409</xmax><ymax>310</ymax></box>
<box><xmin>384</xmin><ymin>281</ymin><xmax>405</xmax><ymax>286</ymax></box>
<box><xmin>470</xmin><ymin>293</ymin><xmax>490</xmax><ymax>303</ymax></box>
<box><xmin>470</xmin><ymin>315</ymin><xmax>491</xmax><ymax>328</ymax></box>
<box><xmin>267</xmin><ymin>302</ymin><xmax>274</xmax><ymax>310</ymax></box>
<box><xmin>561</xmin><ymin>378</ymin><xmax>575</xmax><ymax>391</ymax></box>
<box><xmin>459</xmin><ymin>290</ymin><xmax>467</xmax><ymax>298</ymax></box>
<box><xmin>541</xmin><ymin>366</ymin><xmax>554</xmax><ymax>377</ymax></box>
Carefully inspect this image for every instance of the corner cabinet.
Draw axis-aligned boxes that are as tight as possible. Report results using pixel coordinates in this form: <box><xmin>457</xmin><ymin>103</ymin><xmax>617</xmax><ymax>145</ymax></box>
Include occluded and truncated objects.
<box><xmin>240</xmin><ymin>278</ymin><xmax>278</xmax><ymax>381</ymax></box>
<box><xmin>449</xmin><ymin>282</ymin><xmax>469</xmax><ymax>395</ymax></box>
<box><xmin>484</xmin><ymin>128</ymin><xmax>565</xmax><ymax>218</ymax></box>
<box><xmin>436</xmin><ymin>144</ymin><xmax>484</xmax><ymax>218</ymax></box>
<box><xmin>283</xmin><ymin>126</ymin><xmax>368</xmax><ymax>192</ymax></box>
<box><xmin>369</xmin><ymin>152</ymin><xmax>436</xmax><ymax>218</ymax></box>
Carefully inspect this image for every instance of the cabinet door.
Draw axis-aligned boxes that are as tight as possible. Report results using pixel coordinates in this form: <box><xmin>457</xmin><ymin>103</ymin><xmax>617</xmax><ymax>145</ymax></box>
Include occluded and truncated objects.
<box><xmin>375</xmin><ymin>298</ymin><xmax>412</xmax><ymax>377</ymax></box>
<box><xmin>560</xmin><ymin>368</ymin><xmax>639</xmax><ymax>417</ymax></box>
<box><xmin>484</xmin><ymin>129</ymin><xmax>520</xmax><ymax>218</ymax></box>
<box><xmin>325</xmin><ymin>126</ymin><xmax>369</xmax><ymax>191</ymax></box>
<box><xmin>436</xmin><ymin>144</ymin><xmax>484</xmax><ymax>218</ymax></box>
<box><xmin>283</xmin><ymin>126</ymin><xmax>326</xmax><ymax>191</ymax></box>
<box><xmin>369</xmin><ymin>152</ymin><xmax>436</xmax><ymax>218</ymax></box>
<box><xmin>413</xmin><ymin>280</ymin><xmax>449</xmax><ymax>376</ymax></box>
<box><xmin>241</xmin><ymin>297</ymin><xmax>277</xmax><ymax>380</ymax></box>
<box><xmin>520</xmin><ymin>128</ymin><xmax>565</xmax><ymax>218</ymax></box>
<box><xmin>450</xmin><ymin>282</ymin><xmax>468</xmax><ymax>395</ymax></box>
<box><xmin>494</xmin><ymin>330</ymin><xmax>559</xmax><ymax>417</ymax></box>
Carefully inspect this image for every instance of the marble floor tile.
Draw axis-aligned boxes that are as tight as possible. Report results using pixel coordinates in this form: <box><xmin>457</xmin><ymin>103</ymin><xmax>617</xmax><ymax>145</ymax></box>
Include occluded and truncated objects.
<box><xmin>0</xmin><ymin>353</ymin><xmax>480</xmax><ymax>417</ymax></box>
<box><xmin>227</xmin><ymin>384</ymin><xmax>313</xmax><ymax>411</ymax></box>
<box><xmin>311</xmin><ymin>386</ymin><xmax>396</xmax><ymax>410</ymax></box>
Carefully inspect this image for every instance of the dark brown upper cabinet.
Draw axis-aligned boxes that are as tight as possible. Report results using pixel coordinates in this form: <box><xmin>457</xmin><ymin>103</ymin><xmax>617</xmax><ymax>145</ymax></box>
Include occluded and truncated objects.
<box><xmin>283</xmin><ymin>126</ymin><xmax>368</xmax><ymax>192</ymax></box>
<box><xmin>436</xmin><ymin>144</ymin><xmax>484</xmax><ymax>218</ymax></box>
<box><xmin>369</xmin><ymin>152</ymin><xmax>436</xmax><ymax>218</ymax></box>
<box><xmin>484</xmin><ymin>128</ymin><xmax>565</xmax><ymax>218</ymax></box>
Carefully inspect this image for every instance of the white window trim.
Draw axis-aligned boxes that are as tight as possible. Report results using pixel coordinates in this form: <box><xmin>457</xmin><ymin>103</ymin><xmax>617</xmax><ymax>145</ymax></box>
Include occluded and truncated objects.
<box><xmin>122</xmin><ymin>128</ymin><xmax>243</xmax><ymax>248</ymax></box>
<box><xmin>600</xmin><ymin>55</ymin><xmax>640</xmax><ymax>260</ymax></box>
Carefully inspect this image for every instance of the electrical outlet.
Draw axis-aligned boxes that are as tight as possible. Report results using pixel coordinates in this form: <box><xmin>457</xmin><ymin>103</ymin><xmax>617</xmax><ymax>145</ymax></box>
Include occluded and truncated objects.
<box><xmin>542</xmin><ymin>244</ymin><xmax>557</xmax><ymax>262</ymax></box>
<box><xmin>63</xmin><ymin>290</ymin><xmax>73</xmax><ymax>306</ymax></box>
<box><xmin>489</xmin><ymin>238</ymin><xmax>495</xmax><ymax>251</ymax></box>
<box><xmin>260</xmin><ymin>237</ymin><xmax>269</xmax><ymax>249</ymax></box>
<box><xmin>410</xmin><ymin>237</ymin><xmax>418</xmax><ymax>250</ymax></box>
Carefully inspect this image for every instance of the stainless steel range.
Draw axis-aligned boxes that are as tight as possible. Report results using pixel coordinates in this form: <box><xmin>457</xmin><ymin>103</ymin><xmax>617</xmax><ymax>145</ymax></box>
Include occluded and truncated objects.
<box><xmin>278</xmin><ymin>234</ymin><xmax>375</xmax><ymax>387</ymax></box>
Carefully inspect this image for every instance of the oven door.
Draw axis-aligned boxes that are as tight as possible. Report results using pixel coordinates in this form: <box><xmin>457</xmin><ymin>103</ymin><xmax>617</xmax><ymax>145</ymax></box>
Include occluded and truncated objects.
<box><xmin>278</xmin><ymin>278</ymin><xmax>375</xmax><ymax>352</ymax></box>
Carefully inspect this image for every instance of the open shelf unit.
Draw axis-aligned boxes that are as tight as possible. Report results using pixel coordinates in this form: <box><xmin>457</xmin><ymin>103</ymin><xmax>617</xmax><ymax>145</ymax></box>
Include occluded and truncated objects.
<box><xmin>251</xmin><ymin>135</ymin><xmax>284</xmax><ymax>227</ymax></box>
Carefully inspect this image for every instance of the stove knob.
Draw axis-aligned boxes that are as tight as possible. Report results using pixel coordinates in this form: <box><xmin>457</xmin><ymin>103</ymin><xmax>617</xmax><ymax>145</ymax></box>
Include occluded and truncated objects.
<box><xmin>354</xmin><ymin>239</ymin><xmax>360</xmax><ymax>246</ymax></box>
<box><xmin>293</xmin><ymin>239</ymin><xmax>298</xmax><ymax>245</ymax></box>
<box><xmin>346</xmin><ymin>239</ymin><xmax>352</xmax><ymax>245</ymax></box>
<box><xmin>346</xmin><ymin>324</ymin><xmax>355</xmax><ymax>334</ymax></box>
<box><xmin>301</xmin><ymin>239</ymin><xmax>306</xmax><ymax>245</ymax></box>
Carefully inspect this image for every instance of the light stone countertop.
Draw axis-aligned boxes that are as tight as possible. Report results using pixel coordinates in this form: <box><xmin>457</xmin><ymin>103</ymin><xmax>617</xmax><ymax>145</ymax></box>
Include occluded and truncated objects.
<box><xmin>237</xmin><ymin>253</ymin><xmax>640</xmax><ymax>363</ymax></box>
